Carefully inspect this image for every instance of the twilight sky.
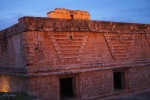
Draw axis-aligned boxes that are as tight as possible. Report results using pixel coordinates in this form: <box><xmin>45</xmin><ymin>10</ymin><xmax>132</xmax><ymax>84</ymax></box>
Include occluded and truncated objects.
<box><xmin>0</xmin><ymin>0</ymin><xmax>150</xmax><ymax>30</ymax></box>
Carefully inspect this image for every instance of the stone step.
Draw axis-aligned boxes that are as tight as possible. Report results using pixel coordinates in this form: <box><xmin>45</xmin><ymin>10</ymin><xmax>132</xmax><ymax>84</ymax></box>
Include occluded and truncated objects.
<box><xmin>55</xmin><ymin>46</ymin><xmax>81</xmax><ymax>50</ymax></box>
<box><xmin>59</xmin><ymin>58</ymin><xmax>81</xmax><ymax>62</ymax></box>
<box><xmin>114</xmin><ymin>57</ymin><xmax>129</xmax><ymax>60</ymax></box>
<box><xmin>106</xmin><ymin>40</ymin><xmax>133</xmax><ymax>44</ymax></box>
<box><xmin>58</xmin><ymin>50</ymin><xmax>80</xmax><ymax>54</ymax></box>
<box><xmin>110</xmin><ymin>44</ymin><xmax>131</xmax><ymax>47</ymax></box>
<box><xmin>54</xmin><ymin>35</ymin><xmax>85</xmax><ymax>38</ymax></box>
<box><xmin>56</xmin><ymin>48</ymin><xmax>81</xmax><ymax>51</ymax></box>
<box><xmin>55</xmin><ymin>41</ymin><xmax>83</xmax><ymax>44</ymax></box>
<box><xmin>113</xmin><ymin>54</ymin><xmax>127</xmax><ymax>57</ymax></box>
<box><xmin>59</xmin><ymin>52</ymin><xmax>82</xmax><ymax>56</ymax></box>
<box><xmin>55</xmin><ymin>38</ymin><xmax>83</xmax><ymax>41</ymax></box>
<box><xmin>106</xmin><ymin>35</ymin><xmax>133</xmax><ymax>39</ymax></box>
<box><xmin>110</xmin><ymin>46</ymin><xmax>129</xmax><ymax>49</ymax></box>
<box><xmin>106</xmin><ymin>37</ymin><xmax>120</xmax><ymax>40</ymax></box>
<box><xmin>61</xmin><ymin>46</ymin><xmax>80</xmax><ymax>49</ymax></box>
<box><xmin>56</xmin><ymin>42</ymin><xmax>82</xmax><ymax>45</ymax></box>
<box><xmin>110</xmin><ymin>47</ymin><xmax>129</xmax><ymax>50</ymax></box>
<box><xmin>112</xmin><ymin>53</ymin><xmax>128</xmax><ymax>57</ymax></box>
<box><xmin>52</xmin><ymin>37</ymin><xmax>85</xmax><ymax>40</ymax></box>
<box><xmin>59</xmin><ymin>55</ymin><xmax>81</xmax><ymax>59</ymax></box>
<box><xmin>105</xmin><ymin>34</ymin><xmax>133</xmax><ymax>37</ymax></box>
<box><xmin>111</xmin><ymin>49</ymin><xmax>127</xmax><ymax>52</ymax></box>
<box><xmin>53</xmin><ymin>33</ymin><xmax>86</xmax><ymax>36</ymax></box>
<box><xmin>111</xmin><ymin>51</ymin><xmax>127</xmax><ymax>53</ymax></box>
<box><xmin>55</xmin><ymin>44</ymin><xmax>81</xmax><ymax>47</ymax></box>
<box><xmin>52</xmin><ymin>35</ymin><xmax>68</xmax><ymax>38</ymax></box>
<box><xmin>109</xmin><ymin>40</ymin><xmax>133</xmax><ymax>44</ymax></box>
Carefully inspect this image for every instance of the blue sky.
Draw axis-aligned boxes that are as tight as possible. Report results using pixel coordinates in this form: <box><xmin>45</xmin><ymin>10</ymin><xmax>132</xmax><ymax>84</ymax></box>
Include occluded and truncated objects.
<box><xmin>0</xmin><ymin>0</ymin><xmax>150</xmax><ymax>30</ymax></box>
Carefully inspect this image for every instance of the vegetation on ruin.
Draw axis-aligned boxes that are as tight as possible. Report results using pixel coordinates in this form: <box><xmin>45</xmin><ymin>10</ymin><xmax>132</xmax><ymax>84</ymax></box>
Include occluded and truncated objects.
<box><xmin>0</xmin><ymin>92</ymin><xmax>36</xmax><ymax>100</ymax></box>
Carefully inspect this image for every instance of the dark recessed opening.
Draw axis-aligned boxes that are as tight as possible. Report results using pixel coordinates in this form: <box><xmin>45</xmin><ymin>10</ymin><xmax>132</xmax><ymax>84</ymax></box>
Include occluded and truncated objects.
<box><xmin>113</xmin><ymin>72</ymin><xmax>122</xmax><ymax>90</ymax></box>
<box><xmin>68</xmin><ymin>34</ymin><xmax>74</xmax><ymax>41</ymax></box>
<box><xmin>70</xmin><ymin>15</ymin><xmax>74</xmax><ymax>19</ymax></box>
<box><xmin>60</xmin><ymin>78</ymin><xmax>73</xmax><ymax>100</ymax></box>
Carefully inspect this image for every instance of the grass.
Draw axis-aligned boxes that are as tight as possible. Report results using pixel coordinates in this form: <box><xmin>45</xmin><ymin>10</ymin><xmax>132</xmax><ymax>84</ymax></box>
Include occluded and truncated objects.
<box><xmin>0</xmin><ymin>92</ymin><xmax>36</xmax><ymax>100</ymax></box>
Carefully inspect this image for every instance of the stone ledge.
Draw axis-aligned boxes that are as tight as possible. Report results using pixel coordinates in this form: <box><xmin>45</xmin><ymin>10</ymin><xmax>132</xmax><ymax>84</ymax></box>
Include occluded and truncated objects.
<box><xmin>0</xmin><ymin>16</ymin><xmax>150</xmax><ymax>39</ymax></box>
<box><xmin>18</xmin><ymin>17</ymin><xmax>150</xmax><ymax>33</ymax></box>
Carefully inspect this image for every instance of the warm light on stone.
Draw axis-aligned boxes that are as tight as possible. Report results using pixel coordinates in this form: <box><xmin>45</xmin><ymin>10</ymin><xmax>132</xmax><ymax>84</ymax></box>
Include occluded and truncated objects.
<box><xmin>0</xmin><ymin>8</ymin><xmax>150</xmax><ymax>100</ymax></box>
<box><xmin>1</xmin><ymin>77</ymin><xmax>9</xmax><ymax>92</ymax></box>
<box><xmin>47</xmin><ymin>8</ymin><xmax>90</xmax><ymax>20</ymax></box>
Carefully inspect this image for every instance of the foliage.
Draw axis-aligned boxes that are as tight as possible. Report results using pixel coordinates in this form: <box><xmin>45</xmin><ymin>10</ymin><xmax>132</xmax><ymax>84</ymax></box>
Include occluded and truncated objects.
<box><xmin>0</xmin><ymin>92</ymin><xmax>36</xmax><ymax>100</ymax></box>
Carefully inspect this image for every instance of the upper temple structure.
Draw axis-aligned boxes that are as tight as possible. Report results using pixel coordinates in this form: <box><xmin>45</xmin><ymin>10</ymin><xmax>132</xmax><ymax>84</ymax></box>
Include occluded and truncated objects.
<box><xmin>47</xmin><ymin>8</ymin><xmax>90</xmax><ymax>20</ymax></box>
<box><xmin>0</xmin><ymin>8</ymin><xmax>150</xmax><ymax>100</ymax></box>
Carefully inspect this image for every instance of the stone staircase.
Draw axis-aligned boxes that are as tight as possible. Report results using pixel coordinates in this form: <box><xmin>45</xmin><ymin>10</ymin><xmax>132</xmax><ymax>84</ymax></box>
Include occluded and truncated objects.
<box><xmin>50</xmin><ymin>32</ymin><xmax>88</xmax><ymax>64</ymax></box>
<box><xmin>104</xmin><ymin>33</ymin><xmax>135</xmax><ymax>60</ymax></box>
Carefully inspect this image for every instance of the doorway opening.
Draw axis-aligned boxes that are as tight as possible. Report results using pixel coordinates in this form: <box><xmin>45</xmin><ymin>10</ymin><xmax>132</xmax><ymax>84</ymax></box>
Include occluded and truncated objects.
<box><xmin>60</xmin><ymin>78</ymin><xmax>74</xmax><ymax>100</ymax></box>
<box><xmin>70</xmin><ymin>15</ymin><xmax>74</xmax><ymax>19</ymax></box>
<box><xmin>113</xmin><ymin>71</ymin><xmax>126</xmax><ymax>91</ymax></box>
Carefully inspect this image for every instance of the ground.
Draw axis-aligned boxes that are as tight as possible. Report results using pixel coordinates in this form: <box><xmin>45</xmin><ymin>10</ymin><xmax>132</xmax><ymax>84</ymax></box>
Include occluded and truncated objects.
<box><xmin>0</xmin><ymin>92</ymin><xmax>36</xmax><ymax>100</ymax></box>
<box><xmin>109</xmin><ymin>91</ymin><xmax>150</xmax><ymax>100</ymax></box>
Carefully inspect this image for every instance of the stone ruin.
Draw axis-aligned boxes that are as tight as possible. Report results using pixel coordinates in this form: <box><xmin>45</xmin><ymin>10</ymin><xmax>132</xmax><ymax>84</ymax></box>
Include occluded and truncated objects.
<box><xmin>0</xmin><ymin>8</ymin><xmax>150</xmax><ymax>100</ymax></box>
<box><xmin>47</xmin><ymin>8</ymin><xmax>90</xmax><ymax>20</ymax></box>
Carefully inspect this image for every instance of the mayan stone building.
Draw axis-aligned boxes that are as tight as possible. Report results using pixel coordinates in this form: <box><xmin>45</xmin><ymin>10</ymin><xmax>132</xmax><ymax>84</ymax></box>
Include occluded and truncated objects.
<box><xmin>0</xmin><ymin>8</ymin><xmax>150</xmax><ymax>100</ymax></box>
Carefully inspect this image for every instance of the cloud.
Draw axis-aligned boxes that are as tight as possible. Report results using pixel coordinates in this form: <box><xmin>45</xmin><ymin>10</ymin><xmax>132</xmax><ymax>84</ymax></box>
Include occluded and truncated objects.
<box><xmin>95</xmin><ymin>6</ymin><xmax>150</xmax><ymax>24</ymax></box>
<box><xmin>117</xmin><ymin>7</ymin><xmax>150</xmax><ymax>24</ymax></box>
<box><xmin>119</xmin><ymin>7</ymin><xmax>150</xmax><ymax>18</ymax></box>
<box><xmin>100</xmin><ymin>16</ymin><xmax>135</xmax><ymax>23</ymax></box>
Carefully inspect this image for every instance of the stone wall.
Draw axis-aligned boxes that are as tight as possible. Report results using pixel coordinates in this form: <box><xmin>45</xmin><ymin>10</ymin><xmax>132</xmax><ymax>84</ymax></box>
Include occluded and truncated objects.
<box><xmin>17</xmin><ymin>17</ymin><xmax>150</xmax><ymax>33</ymax></box>
<box><xmin>128</xmin><ymin>66</ymin><xmax>150</xmax><ymax>91</ymax></box>
<box><xmin>29</xmin><ymin>76</ymin><xmax>60</xmax><ymax>100</ymax></box>
<box><xmin>0</xmin><ymin>33</ymin><xmax>24</xmax><ymax>68</ymax></box>
<box><xmin>134</xmin><ymin>34</ymin><xmax>150</xmax><ymax>61</ymax></box>
<box><xmin>23</xmin><ymin>66</ymin><xmax>150</xmax><ymax>100</ymax></box>
<box><xmin>82</xmin><ymin>33</ymin><xmax>112</xmax><ymax>64</ymax></box>
<box><xmin>28</xmin><ymin>70</ymin><xmax>113</xmax><ymax>100</ymax></box>
<box><xmin>0</xmin><ymin>75</ymin><xmax>28</xmax><ymax>92</ymax></box>
<box><xmin>22</xmin><ymin>31</ymin><xmax>58</xmax><ymax>70</ymax></box>
<box><xmin>47</xmin><ymin>8</ymin><xmax>90</xmax><ymax>20</ymax></box>
<box><xmin>79</xmin><ymin>70</ymin><xmax>113</xmax><ymax>100</ymax></box>
<box><xmin>23</xmin><ymin>31</ymin><xmax>150</xmax><ymax>74</ymax></box>
<box><xmin>0</xmin><ymin>14</ymin><xmax>150</xmax><ymax>100</ymax></box>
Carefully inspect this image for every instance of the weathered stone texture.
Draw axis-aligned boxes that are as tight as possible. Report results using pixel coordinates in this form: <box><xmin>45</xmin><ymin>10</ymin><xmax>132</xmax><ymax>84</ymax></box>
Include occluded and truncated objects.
<box><xmin>82</xmin><ymin>33</ymin><xmax>112</xmax><ymax>64</ymax></box>
<box><xmin>80</xmin><ymin>70</ymin><xmax>113</xmax><ymax>99</ymax></box>
<box><xmin>0</xmin><ymin>33</ymin><xmax>24</xmax><ymax>68</ymax></box>
<box><xmin>24</xmin><ymin>31</ymin><xmax>150</xmax><ymax>74</ymax></box>
<box><xmin>0</xmin><ymin>75</ymin><xmax>28</xmax><ymax>92</ymax></box>
<box><xmin>47</xmin><ymin>8</ymin><xmax>90</xmax><ymax>20</ymax></box>
<box><xmin>29</xmin><ymin>76</ymin><xmax>59</xmax><ymax>100</ymax></box>
<box><xmin>0</xmin><ymin>8</ymin><xmax>150</xmax><ymax>100</ymax></box>
<box><xmin>17</xmin><ymin>17</ymin><xmax>150</xmax><ymax>33</ymax></box>
<box><xmin>128</xmin><ymin>66</ymin><xmax>150</xmax><ymax>91</ymax></box>
<box><xmin>134</xmin><ymin>34</ymin><xmax>150</xmax><ymax>61</ymax></box>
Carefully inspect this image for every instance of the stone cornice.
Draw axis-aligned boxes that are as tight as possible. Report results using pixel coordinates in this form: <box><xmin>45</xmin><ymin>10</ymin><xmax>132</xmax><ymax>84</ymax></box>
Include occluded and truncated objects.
<box><xmin>0</xmin><ymin>67</ymin><xmax>27</xmax><ymax>77</ymax></box>
<box><xmin>0</xmin><ymin>16</ymin><xmax>150</xmax><ymax>39</ymax></box>
<box><xmin>18</xmin><ymin>17</ymin><xmax>150</xmax><ymax>33</ymax></box>
<box><xmin>27</xmin><ymin>60</ymin><xmax>150</xmax><ymax>77</ymax></box>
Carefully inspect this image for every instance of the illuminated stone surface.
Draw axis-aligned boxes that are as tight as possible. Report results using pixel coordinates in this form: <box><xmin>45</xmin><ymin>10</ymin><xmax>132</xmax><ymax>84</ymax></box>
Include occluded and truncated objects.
<box><xmin>47</xmin><ymin>8</ymin><xmax>90</xmax><ymax>20</ymax></box>
<box><xmin>0</xmin><ymin>8</ymin><xmax>150</xmax><ymax>100</ymax></box>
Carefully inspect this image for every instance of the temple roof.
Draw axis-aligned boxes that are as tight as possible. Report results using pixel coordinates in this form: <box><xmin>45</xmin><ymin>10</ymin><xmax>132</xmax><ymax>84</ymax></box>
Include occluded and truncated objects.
<box><xmin>0</xmin><ymin>16</ymin><xmax>150</xmax><ymax>38</ymax></box>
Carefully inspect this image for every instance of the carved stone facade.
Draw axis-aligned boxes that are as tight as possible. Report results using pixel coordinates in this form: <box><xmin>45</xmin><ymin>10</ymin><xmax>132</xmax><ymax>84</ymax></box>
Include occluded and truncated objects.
<box><xmin>0</xmin><ymin>8</ymin><xmax>150</xmax><ymax>100</ymax></box>
<box><xmin>47</xmin><ymin>8</ymin><xmax>90</xmax><ymax>20</ymax></box>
